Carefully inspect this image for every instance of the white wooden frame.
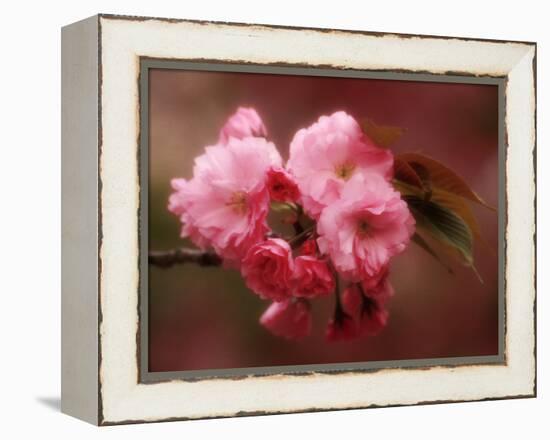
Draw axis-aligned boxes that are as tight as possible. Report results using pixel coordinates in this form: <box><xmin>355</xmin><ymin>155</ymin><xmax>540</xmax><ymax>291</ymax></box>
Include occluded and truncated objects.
<box><xmin>61</xmin><ymin>14</ymin><xmax>536</xmax><ymax>425</ymax></box>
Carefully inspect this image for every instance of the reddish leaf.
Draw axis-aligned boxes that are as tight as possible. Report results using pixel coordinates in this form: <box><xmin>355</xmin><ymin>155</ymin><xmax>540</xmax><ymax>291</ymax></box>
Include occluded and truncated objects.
<box><xmin>361</xmin><ymin>118</ymin><xmax>405</xmax><ymax>148</ymax></box>
<box><xmin>394</xmin><ymin>158</ymin><xmax>424</xmax><ymax>190</ymax></box>
<box><xmin>397</xmin><ymin>152</ymin><xmax>494</xmax><ymax>210</ymax></box>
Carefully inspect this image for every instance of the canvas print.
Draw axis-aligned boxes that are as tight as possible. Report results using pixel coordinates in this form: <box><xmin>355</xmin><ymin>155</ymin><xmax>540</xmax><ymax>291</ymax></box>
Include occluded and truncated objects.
<box><xmin>146</xmin><ymin>67</ymin><xmax>500</xmax><ymax>374</ymax></box>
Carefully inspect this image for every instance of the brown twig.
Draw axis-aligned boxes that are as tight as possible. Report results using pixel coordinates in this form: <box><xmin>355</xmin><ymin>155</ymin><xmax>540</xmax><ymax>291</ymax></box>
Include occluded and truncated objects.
<box><xmin>287</xmin><ymin>225</ymin><xmax>315</xmax><ymax>249</ymax></box>
<box><xmin>149</xmin><ymin>247</ymin><xmax>222</xmax><ymax>268</ymax></box>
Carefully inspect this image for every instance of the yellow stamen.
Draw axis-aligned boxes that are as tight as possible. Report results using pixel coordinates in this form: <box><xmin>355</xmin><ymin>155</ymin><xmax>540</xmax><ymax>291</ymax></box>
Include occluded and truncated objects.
<box><xmin>334</xmin><ymin>162</ymin><xmax>356</xmax><ymax>180</ymax></box>
<box><xmin>357</xmin><ymin>219</ymin><xmax>370</xmax><ymax>237</ymax></box>
<box><xmin>226</xmin><ymin>191</ymin><xmax>248</xmax><ymax>215</ymax></box>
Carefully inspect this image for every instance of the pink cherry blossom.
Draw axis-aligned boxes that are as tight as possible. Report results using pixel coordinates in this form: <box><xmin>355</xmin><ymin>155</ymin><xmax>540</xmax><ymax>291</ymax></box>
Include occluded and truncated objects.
<box><xmin>217</xmin><ymin>108</ymin><xmax>282</xmax><ymax>166</ymax></box>
<box><xmin>361</xmin><ymin>267</ymin><xmax>394</xmax><ymax>303</ymax></box>
<box><xmin>168</xmin><ymin>136</ymin><xmax>281</xmax><ymax>264</ymax></box>
<box><xmin>299</xmin><ymin>239</ymin><xmax>318</xmax><ymax>256</ymax></box>
<box><xmin>292</xmin><ymin>256</ymin><xmax>335</xmax><ymax>298</ymax></box>
<box><xmin>325</xmin><ymin>314</ymin><xmax>358</xmax><ymax>341</ymax></box>
<box><xmin>218</xmin><ymin>107</ymin><xmax>268</xmax><ymax>144</ymax></box>
<box><xmin>241</xmin><ymin>238</ymin><xmax>294</xmax><ymax>301</ymax></box>
<box><xmin>266</xmin><ymin>167</ymin><xmax>300</xmax><ymax>203</ymax></box>
<box><xmin>341</xmin><ymin>285</ymin><xmax>362</xmax><ymax>317</ymax></box>
<box><xmin>317</xmin><ymin>173</ymin><xmax>414</xmax><ymax>282</ymax></box>
<box><xmin>360</xmin><ymin>300</ymin><xmax>389</xmax><ymax>335</ymax></box>
<box><xmin>342</xmin><ymin>285</ymin><xmax>389</xmax><ymax>336</ymax></box>
<box><xmin>287</xmin><ymin>111</ymin><xmax>394</xmax><ymax>218</ymax></box>
<box><xmin>260</xmin><ymin>298</ymin><xmax>312</xmax><ymax>339</ymax></box>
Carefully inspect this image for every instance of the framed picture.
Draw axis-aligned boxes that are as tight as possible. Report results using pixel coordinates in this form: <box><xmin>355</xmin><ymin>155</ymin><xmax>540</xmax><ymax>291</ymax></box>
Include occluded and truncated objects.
<box><xmin>61</xmin><ymin>14</ymin><xmax>536</xmax><ymax>425</ymax></box>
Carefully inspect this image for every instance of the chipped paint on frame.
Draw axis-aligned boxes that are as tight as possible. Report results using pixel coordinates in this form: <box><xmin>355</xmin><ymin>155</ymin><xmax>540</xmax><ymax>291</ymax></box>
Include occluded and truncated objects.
<box><xmin>95</xmin><ymin>14</ymin><xmax>536</xmax><ymax>425</ymax></box>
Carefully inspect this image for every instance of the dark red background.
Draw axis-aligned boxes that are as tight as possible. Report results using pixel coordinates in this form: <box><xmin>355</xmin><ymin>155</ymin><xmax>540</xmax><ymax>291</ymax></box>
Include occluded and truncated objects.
<box><xmin>148</xmin><ymin>68</ymin><xmax>499</xmax><ymax>372</ymax></box>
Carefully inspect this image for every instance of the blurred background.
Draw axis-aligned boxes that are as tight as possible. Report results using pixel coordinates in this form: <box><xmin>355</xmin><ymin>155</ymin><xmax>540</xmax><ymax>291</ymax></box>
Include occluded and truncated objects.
<box><xmin>148</xmin><ymin>68</ymin><xmax>499</xmax><ymax>372</ymax></box>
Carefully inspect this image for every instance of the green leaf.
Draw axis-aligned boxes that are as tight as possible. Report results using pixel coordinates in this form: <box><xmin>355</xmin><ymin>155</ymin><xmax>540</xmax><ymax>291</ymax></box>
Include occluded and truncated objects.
<box><xmin>395</xmin><ymin>152</ymin><xmax>493</xmax><ymax>283</ymax></box>
<box><xmin>405</xmin><ymin>195</ymin><xmax>474</xmax><ymax>266</ymax></box>
<box><xmin>270</xmin><ymin>201</ymin><xmax>297</xmax><ymax>213</ymax></box>
<box><xmin>393</xmin><ymin>179</ymin><xmax>422</xmax><ymax>197</ymax></box>
<box><xmin>430</xmin><ymin>188</ymin><xmax>481</xmax><ymax>240</ymax></box>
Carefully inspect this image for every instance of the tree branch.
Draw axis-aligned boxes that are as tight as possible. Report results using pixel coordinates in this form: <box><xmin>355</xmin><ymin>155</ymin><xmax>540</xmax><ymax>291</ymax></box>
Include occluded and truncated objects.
<box><xmin>149</xmin><ymin>247</ymin><xmax>222</xmax><ymax>268</ymax></box>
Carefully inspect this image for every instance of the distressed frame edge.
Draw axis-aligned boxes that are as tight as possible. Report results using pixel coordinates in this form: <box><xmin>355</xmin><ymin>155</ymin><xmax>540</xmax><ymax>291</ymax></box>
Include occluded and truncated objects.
<box><xmin>60</xmin><ymin>14</ymin><xmax>101</xmax><ymax>425</ymax></box>
<box><xmin>504</xmin><ymin>43</ymin><xmax>537</xmax><ymax>400</ymax></box>
<box><xmin>532</xmin><ymin>43</ymin><xmax>538</xmax><ymax>399</ymax></box>
<box><xmin>97</xmin><ymin>12</ymin><xmax>537</xmax><ymax>46</ymax></box>
<box><xmin>94</xmin><ymin>15</ymin><xmax>537</xmax><ymax>425</ymax></box>
<box><xmin>100</xmin><ymin>393</ymin><xmax>536</xmax><ymax>427</ymax></box>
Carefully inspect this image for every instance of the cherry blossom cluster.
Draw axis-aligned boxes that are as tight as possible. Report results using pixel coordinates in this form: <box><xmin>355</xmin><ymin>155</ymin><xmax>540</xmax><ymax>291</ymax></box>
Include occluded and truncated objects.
<box><xmin>169</xmin><ymin>108</ymin><xmax>415</xmax><ymax>341</ymax></box>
